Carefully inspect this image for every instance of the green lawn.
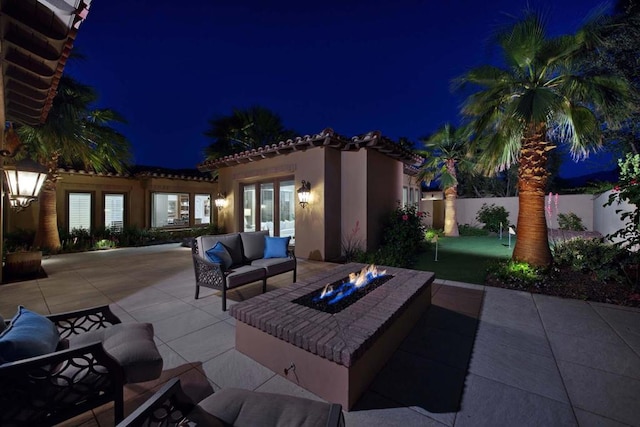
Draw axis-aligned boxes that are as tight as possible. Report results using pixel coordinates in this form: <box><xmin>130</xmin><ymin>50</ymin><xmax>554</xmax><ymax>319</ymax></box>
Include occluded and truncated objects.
<box><xmin>413</xmin><ymin>235</ymin><xmax>515</xmax><ymax>284</ymax></box>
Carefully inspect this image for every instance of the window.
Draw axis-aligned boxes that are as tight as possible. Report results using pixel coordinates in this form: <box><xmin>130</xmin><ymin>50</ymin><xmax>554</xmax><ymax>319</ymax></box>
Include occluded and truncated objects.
<box><xmin>402</xmin><ymin>187</ymin><xmax>408</xmax><ymax>207</ymax></box>
<box><xmin>194</xmin><ymin>194</ymin><xmax>211</xmax><ymax>225</ymax></box>
<box><xmin>152</xmin><ymin>193</ymin><xmax>189</xmax><ymax>227</ymax></box>
<box><xmin>243</xmin><ymin>185</ymin><xmax>256</xmax><ymax>232</ymax></box>
<box><xmin>104</xmin><ymin>194</ymin><xmax>124</xmax><ymax>231</ymax></box>
<box><xmin>279</xmin><ymin>180</ymin><xmax>295</xmax><ymax>239</ymax></box>
<box><xmin>260</xmin><ymin>183</ymin><xmax>274</xmax><ymax>234</ymax></box>
<box><xmin>69</xmin><ymin>193</ymin><xmax>91</xmax><ymax>232</ymax></box>
<box><xmin>241</xmin><ymin>178</ymin><xmax>295</xmax><ymax>240</ymax></box>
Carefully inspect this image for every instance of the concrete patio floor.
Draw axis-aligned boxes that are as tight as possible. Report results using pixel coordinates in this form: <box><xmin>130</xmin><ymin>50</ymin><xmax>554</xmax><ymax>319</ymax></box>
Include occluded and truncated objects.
<box><xmin>1</xmin><ymin>243</ymin><xmax>638</xmax><ymax>426</ymax></box>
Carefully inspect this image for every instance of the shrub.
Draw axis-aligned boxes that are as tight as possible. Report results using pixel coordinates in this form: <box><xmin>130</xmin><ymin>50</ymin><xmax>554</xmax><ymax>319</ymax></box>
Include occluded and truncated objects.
<box><xmin>363</xmin><ymin>204</ymin><xmax>427</xmax><ymax>268</ymax></box>
<box><xmin>552</xmin><ymin>238</ymin><xmax>625</xmax><ymax>283</ymax></box>
<box><xmin>606</xmin><ymin>153</ymin><xmax>640</xmax><ymax>252</ymax></box>
<box><xmin>557</xmin><ymin>213</ymin><xmax>586</xmax><ymax>231</ymax></box>
<box><xmin>342</xmin><ymin>220</ymin><xmax>364</xmax><ymax>262</ymax></box>
<box><xmin>458</xmin><ymin>224</ymin><xmax>489</xmax><ymax>236</ymax></box>
<box><xmin>424</xmin><ymin>227</ymin><xmax>444</xmax><ymax>241</ymax></box>
<box><xmin>476</xmin><ymin>203</ymin><xmax>509</xmax><ymax>233</ymax></box>
<box><xmin>3</xmin><ymin>228</ymin><xmax>36</xmax><ymax>253</ymax></box>
<box><xmin>487</xmin><ymin>260</ymin><xmax>543</xmax><ymax>286</ymax></box>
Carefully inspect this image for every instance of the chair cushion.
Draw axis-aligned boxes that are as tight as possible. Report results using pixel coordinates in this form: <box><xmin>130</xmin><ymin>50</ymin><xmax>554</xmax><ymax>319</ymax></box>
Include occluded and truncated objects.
<box><xmin>0</xmin><ymin>306</ymin><xmax>59</xmax><ymax>364</ymax></box>
<box><xmin>198</xmin><ymin>234</ymin><xmax>244</xmax><ymax>266</ymax></box>
<box><xmin>226</xmin><ymin>265</ymin><xmax>266</xmax><ymax>289</ymax></box>
<box><xmin>195</xmin><ymin>388</ymin><xmax>333</xmax><ymax>427</ymax></box>
<box><xmin>264</xmin><ymin>236</ymin><xmax>291</xmax><ymax>259</ymax></box>
<box><xmin>205</xmin><ymin>242</ymin><xmax>233</xmax><ymax>269</ymax></box>
<box><xmin>251</xmin><ymin>257</ymin><xmax>295</xmax><ymax>278</ymax></box>
<box><xmin>240</xmin><ymin>231</ymin><xmax>270</xmax><ymax>261</ymax></box>
<box><xmin>68</xmin><ymin>323</ymin><xmax>163</xmax><ymax>383</ymax></box>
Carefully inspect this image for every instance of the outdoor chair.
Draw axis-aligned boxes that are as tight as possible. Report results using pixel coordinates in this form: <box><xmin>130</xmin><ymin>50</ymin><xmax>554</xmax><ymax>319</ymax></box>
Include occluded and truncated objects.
<box><xmin>0</xmin><ymin>305</ymin><xmax>163</xmax><ymax>426</ymax></box>
<box><xmin>118</xmin><ymin>378</ymin><xmax>345</xmax><ymax>427</ymax></box>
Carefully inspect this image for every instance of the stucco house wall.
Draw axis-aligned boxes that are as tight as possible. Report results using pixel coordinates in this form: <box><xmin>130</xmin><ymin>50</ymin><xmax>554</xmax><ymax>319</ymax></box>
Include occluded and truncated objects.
<box><xmin>216</xmin><ymin>148</ymin><xmax>338</xmax><ymax>260</ymax></box>
<box><xmin>205</xmin><ymin>129</ymin><xmax>424</xmax><ymax>262</ymax></box>
<box><xmin>5</xmin><ymin>169</ymin><xmax>217</xmax><ymax>234</ymax></box>
<box><xmin>367</xmin><ymin>149</ymin><xmax>404</xmax><ymax>250</ymax></box>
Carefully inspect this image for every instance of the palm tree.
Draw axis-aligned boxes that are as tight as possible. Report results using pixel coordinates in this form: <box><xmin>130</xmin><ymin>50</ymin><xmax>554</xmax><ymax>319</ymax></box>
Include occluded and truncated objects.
<box><xmin>458</xmin><ymin>11</ymin><xmax>630</xmax><ymax>266</ymax></box>
<box><xmin>17</xmin><ymin>75</ymin><xmax>131</xmax><ymax>251</ymax></box>
<box><xmin>417</xmin><ymin>124</ymin><xmax>474</xmax><ymax>236</ymax></box>
<box><xmin>204</xmin><ymin>106</ymin><xmax>297</xmax><ymax>159</ymax></box>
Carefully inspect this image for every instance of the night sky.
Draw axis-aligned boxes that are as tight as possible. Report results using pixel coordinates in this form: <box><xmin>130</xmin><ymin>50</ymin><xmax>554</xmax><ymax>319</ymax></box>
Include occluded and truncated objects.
<box><xmin>65</xmin><ymin>0</ymin><xmax>615</xmax><ymax>177</ymax></box>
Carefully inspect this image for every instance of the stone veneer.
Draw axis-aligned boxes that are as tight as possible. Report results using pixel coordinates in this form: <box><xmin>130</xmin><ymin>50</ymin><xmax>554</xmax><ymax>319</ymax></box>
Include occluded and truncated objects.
<box><xmin>230</xmin><ymin>263</ymin><xmax>435</xmax><ymax>367</ymax></box>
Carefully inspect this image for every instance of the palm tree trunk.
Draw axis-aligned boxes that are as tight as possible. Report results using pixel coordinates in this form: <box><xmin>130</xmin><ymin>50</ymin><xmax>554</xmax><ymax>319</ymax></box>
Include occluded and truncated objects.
<box><xmin>444</xmin><ymin>186</ymin><xmax>459</xmax><ymax>236</ymax></box>
<box><xmin>33</xmin><ymin>180</ymin><xmax>61</xmax><ymax>252</ymax></box>
<box><xmin>513</xmin><ymin>124</ymin><xmax>553</xmax><ymax>267</ymax></box>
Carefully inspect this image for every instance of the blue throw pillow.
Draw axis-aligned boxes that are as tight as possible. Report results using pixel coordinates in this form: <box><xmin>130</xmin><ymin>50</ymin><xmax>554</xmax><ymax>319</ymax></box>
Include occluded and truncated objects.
<box><xmin>0</xmin><ymin>306</ymin><xmax>59</xmax><ymax>364</ymax></box>
<box><xmin>205</xmin><ymin>241</ymin><xmax>233</xmax><ymax>269</ymax></box>
<box><xmin>264</xmin><ymin>236</ymin><xmax>291</xmax><ymax>259</ymax></box>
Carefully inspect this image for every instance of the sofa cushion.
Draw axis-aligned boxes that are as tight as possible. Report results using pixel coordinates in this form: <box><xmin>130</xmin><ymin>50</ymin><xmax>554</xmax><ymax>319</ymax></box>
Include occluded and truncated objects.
<box><xmin>226</xmin><ymin>265</ymin><xmax>266</xmax><ymax>289</ymax></box>
<box><xmin>240</xmin><ymin>231</ymin><xmax>270</xmax><ymax>261</ymax></box>
<box><xmin>264</xmin><ymin>236</ymin><xmax>291</xmax><ymax>259</ymax></box>
<box><xmin>0</xmin><ymin>306</ymin><xmax>59</xmax><ymax>364</ymax></box>
<box><xmin>68</xmin><ymin>322</ymin><xmax>163</xmax><ymax>383</ymax></box>
<box><xmin>251</xmin><ymin>257</ymin><xmax>296</xmax><ymax>278</ymax></box>
<box><xmin>196</xmin><ymin>388</ymin><xmax>334</xmax><ymax>427</ymax></box>
<box><xmin>198</xmin><ymin>234</ymin><xmax>244</xmax><ymax>266</ymax></box>
<box><xmin>205</xmin><ymin>242</ymin><xmax>233</xmax><ymax>269</ymax></box>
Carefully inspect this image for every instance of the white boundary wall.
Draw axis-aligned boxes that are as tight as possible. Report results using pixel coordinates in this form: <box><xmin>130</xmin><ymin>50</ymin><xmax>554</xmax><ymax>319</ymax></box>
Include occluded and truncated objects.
<box><xmin>593</xmin><ymin>190</ymin><xmax>635</xmax><ymax>244</ymax></box>
<box><xmin>448</xmin><ymin>192</ymin><xmax>635</xmax><ymax>239</ymax></box>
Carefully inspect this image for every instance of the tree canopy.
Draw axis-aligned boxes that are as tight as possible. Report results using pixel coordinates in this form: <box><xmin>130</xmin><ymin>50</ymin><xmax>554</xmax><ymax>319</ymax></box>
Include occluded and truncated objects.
<box><xmin>457</xmin><ymin>10</ymin><xmax>632</xmax><ymax>266</ymax></box>
<box><xmin>16</xmin><ymin>75</ymin><xmax>131</xmax><ymax>251</ymax></box>
<box><xmin>203</xmin><ymin>106</ymin><xmax>297</xmax><ymax>160</ymax></box>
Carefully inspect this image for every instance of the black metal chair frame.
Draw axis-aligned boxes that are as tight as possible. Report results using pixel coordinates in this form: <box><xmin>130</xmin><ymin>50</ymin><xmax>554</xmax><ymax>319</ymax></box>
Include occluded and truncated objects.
<box><xmin>0</xmin><ymin>305</ymin><xmax>126</xmax><ymax>426</ymax></box>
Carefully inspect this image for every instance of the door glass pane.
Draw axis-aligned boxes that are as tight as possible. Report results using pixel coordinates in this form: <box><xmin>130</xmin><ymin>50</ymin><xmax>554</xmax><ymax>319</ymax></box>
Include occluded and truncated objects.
<box><xmin>260</xmin><ymin>183</ymin><xmax>274</xmax><ymax>235</ymax></box>
<box><xmin>279</xmin><ymin>180</ymin><xmax>295</xmax><ymax>241</ymax></box>
<box><xmin>69</xmin><ymin>193</ymin><xmax>91</xmax><ymax>232</ymax></box>
<box><xmin>178</xmin><ymin>194</ymin><xmax>189</xmax><ymax>225</ymax></box>
<box><xmin>104</xmin><ymin>194</ymin><xmax>124</xmax><ymax>231</ymax></box>
<box><xmin>243</xmin><ymin>185</ymin><xmax>256</xmax><ymax>232</ymax></box>
<box><xmin>194</xmin><ymin>194</ymin><xmax>210</xmax><ymax>225</ymax></box>
<box><xmin>151</xmin><ymin>193</ymin><xmax>169</xmax><ymax>227</ymax></box>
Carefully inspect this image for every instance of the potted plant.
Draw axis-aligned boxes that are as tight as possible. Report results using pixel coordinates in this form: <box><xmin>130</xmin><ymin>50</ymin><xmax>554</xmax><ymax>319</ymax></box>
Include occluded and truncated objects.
<box><xmin>3</xmin><ymin>228</ymin><xmax>42</xmax><ymax>282</ymax></box>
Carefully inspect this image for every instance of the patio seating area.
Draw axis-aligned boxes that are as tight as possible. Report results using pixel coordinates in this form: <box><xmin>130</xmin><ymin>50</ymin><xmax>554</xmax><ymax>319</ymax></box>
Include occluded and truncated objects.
<box><xmin>0</xmin><ymin>243</ymin><xmax>638</xmax><ymax>426</ymax></box>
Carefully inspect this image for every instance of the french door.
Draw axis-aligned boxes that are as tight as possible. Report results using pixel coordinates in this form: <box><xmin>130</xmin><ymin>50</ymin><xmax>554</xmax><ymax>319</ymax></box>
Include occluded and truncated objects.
<box><xmin>242</xmin><ymin>178</ymin><xmax>295</xmax><ymax>241</ymax></box>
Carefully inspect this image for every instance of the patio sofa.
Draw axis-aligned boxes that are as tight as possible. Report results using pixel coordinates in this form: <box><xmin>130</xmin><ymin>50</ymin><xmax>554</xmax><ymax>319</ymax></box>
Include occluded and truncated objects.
<box><xmin>0</xmin><ymin>305</ymin><xmax>163</xmax><ymax>425</ymax></box>
<box><xmin>118</xmin><ymin>378</ymin><xmax>345</xmax><ymax>427</ymax></box>
<box><xmin>191</xmin><ymin>230</ymin><xmax>296</xmax><ymax>311</ymax></box>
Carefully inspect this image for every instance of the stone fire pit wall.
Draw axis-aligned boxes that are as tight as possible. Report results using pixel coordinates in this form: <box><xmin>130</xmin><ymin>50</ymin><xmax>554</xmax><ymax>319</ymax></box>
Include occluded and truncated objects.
<box><xmin>230</xmin><ymin>263</ymin><xmax>435</xmax><ymax>368</ymax></box>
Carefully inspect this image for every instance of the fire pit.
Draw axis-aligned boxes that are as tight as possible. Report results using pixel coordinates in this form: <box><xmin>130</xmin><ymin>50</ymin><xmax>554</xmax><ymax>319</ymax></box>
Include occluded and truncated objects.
<box><xmin>292</xmin><ymin>264</ymin><xmax>394</xmax><ymax>314</ymax></box>
<box><xmin>230</xmin><ymin>263</ymin><xmax>434</xmax><ymax>409</ymax></box>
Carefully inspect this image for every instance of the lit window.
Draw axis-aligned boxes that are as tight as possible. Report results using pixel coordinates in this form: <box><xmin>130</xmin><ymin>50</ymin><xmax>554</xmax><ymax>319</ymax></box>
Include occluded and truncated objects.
<box><xmin>152</xmin><ymin>193</ymin><xmax>189</xmax><ymax>227</ymax></box>
<box><xmin>69</xmin><ymin>193</ymin><xmax>91</xmax><ymax>232</ymax></box>
<box><xmin>104</xmin><ymin>194</ymin><xmax>124</xmax><ymax>231</ymax></box>
<box><xmin>194</xmin><ymin>194</ymin><xmax>211</xmax><ymax>225</ymax></box>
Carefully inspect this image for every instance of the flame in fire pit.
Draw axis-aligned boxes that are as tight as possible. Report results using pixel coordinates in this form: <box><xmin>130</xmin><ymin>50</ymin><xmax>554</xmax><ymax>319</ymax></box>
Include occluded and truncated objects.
<box><xmin>315</xmin><ymin>265</ymin><xmax>387</xmax><ymax>305</ymax></box>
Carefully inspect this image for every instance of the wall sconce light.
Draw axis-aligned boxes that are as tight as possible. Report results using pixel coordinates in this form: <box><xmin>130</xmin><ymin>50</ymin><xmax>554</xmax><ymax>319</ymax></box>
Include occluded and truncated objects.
<box><xmin>214</xmin><ymin>192</ymin><xmax>227</xmax><ymax>210</ymax></box>
<box><xmin>297</xmin><ymin>180</ymin><xmax>311</xmax><ymax>208</ymax></box>
<box><xmin>2</xmin><ymin>157</ymin><xmax>47</xmax><ymax>211</ymax></box>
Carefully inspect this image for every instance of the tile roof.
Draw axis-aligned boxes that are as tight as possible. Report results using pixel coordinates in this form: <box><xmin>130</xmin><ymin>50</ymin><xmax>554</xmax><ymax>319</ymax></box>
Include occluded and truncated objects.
<box><xmin>198</xmin><ymin>128</ymin><xmax>424</xmax><ymax>172</ymax></box>
<box><xmin>1</xmin><ymin>0</ymin><xmax>92</xmax><ymax>126</ymax></box>
<box><xmin>56</xmin><ymin>165</ymin><xmax>216</xmax><ymax>182</ymax></box>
